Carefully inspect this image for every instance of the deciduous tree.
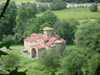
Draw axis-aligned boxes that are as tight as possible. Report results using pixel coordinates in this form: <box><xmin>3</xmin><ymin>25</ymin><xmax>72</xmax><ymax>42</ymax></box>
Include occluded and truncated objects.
<box><xmin>75</xmin><ymin>21</ymin><xmax>100</xmax><ymax>52</ymax></box>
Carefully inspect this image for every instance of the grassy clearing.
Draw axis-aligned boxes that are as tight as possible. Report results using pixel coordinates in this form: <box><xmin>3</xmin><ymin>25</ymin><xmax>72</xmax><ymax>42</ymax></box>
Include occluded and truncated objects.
<box><xmin>4</xmin><ymin>46</ymin><xmax>36</xmax><ymax>66</ymax></box>
<box><xmin>0</xmin><ymin>0</ymin><xmax>35</xmax><ymax>2</ymax></box>
<box><xmin>37</xmin><ymin>8</ymin><xmax>100</xmax><ymax>22</ymax></box>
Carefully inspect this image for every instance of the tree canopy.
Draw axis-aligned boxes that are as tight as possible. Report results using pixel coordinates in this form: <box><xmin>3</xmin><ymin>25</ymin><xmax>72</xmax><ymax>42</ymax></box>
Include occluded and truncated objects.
<box><xmin>75</xmin><ymin>21</ymin><xmax>100</xmax><ymax>52</ymax></box>
<box><xmin>62</xmin><ymin>48</ymin><xmax>87</xmax><ymax>75</ymax></box>
<box><xmin>53</xmin><ymin>20</ymin><xmax>74</xmax><ymax>44</ymax></box>
<box><xmin>0</xmin><ymin>2</ymin><xmax>17</xmax><ymax>35</ymax></box>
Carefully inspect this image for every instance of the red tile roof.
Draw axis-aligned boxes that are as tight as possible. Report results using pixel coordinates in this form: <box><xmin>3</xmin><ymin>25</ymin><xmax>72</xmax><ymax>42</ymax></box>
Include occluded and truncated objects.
<box><xmin>61</xmin><ymin>38</ymin><xmax>66</xmax><ymax>42</ymax></box>
<box><xmin>49</xmin><ymin>37</ymin><xmax>57</xmax><ymax>42</ymax></box>
<box><xmin>41</xmin><ymin>37</ymin><xmax>48</xmax><ymax>41</ymax></box>
<box><xmin>37</xmin><ymin>33</ymin><xmax>43</xmax><ymax>37</ymax></box>
<box><xmin>31</xmin><ymin>33</ymin><xmax>37</xmax><ymax>37</ymax></box>
<box><xmin>24</xmin><ymin>37</ymin><xmax>37</xmax><ymax>42</ymax></box>
<box><xmin>54</xmin><ymin>34</ymin><xmax>60</xmax><ymax>38</ymax></box>
<box><xmin>33</xmin><ymin>44</ymin><xmax>45</xmax><ymax>49</ymax></box>
<box><xmin>31</xmin><ymin>33</ymin><xmax>43</xmax><ymax>37</ymax></box>
<box><xmin>45</xmin><ymin>41</ymin><xmax>53</xmax><ymax>46</ymax></box>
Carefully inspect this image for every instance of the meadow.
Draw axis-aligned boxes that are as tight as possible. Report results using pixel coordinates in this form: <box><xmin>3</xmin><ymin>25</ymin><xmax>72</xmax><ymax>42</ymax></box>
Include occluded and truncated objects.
<box><xmin>37</xmin><ymin>8</ymin><xmax>100</xmax><ymax>22</ymax></box>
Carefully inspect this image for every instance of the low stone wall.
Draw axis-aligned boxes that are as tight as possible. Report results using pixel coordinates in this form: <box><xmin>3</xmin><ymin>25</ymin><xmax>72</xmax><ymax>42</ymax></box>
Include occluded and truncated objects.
<box><xmin>20</xmin><ymin>51</ymin><xmax>31</xmax><ymax>59</ymax></box>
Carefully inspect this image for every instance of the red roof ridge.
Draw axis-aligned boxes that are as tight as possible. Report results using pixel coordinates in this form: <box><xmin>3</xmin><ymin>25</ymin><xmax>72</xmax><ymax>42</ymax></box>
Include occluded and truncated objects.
<box><xmin>61</xmin><ymin>38</ymin><xmax>66</xmax><ymax>42</ymax></box>
<box><xmin>53</xmin><ymin>34</ymin><xmax>60</xmax><ymax>38</ymax></box>
<box><xmin>24</xmin><ymin>37</ymin><xmax>37</xmax><ymax>42</ymax></box>
<box><xmin>45</xmin><ymin>41</ymin><xmax>53</xmax><ymax>46</ymax></box>
<box><xmin>49</xmin><ymin>37</ymin><xmax>57</xmax><ymax>42</ymax></box>
<box><xmin>33</xmin><ymin>44</ymin><xmax>45</xmax><ymax>49</ymax></box>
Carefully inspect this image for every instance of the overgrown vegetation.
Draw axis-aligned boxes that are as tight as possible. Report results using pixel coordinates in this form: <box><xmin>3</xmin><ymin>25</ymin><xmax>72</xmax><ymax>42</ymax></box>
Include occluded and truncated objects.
<box><xmin>89</xmin><ymin>3</ymin><xmax>98</xmax><ymax>12</ymax></box>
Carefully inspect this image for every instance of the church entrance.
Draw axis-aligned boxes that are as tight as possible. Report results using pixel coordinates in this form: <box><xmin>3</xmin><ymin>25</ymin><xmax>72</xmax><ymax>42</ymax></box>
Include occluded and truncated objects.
<box><xmin>31</xmin><ymin>48</ymin><xmax>36</xmax><ymax>58</ymax></box>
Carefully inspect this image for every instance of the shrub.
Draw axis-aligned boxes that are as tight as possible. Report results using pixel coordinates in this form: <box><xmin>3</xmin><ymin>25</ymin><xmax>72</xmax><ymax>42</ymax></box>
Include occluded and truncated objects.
<box><xmin>3</xmin><ymin>35</ymin><xmax>15</xmax><ymax>44</ymax></box>
<box><xmin>38</xmin><ymin>49</ymin><xmax>61</xmax><ymax>69</ymax></box>
<box><xmin>89</xmin><ymin>4</ymin><xmax>98</xmax><ymax>12</ymax></box>
<box><xmin>0</xmin><ymin>54</ymin><xmax>20</xmax><ymax>69</ymax></box>
<box><xmin>50</xmin><ymin>0</ymin><xmax>66</xmax><ymax>10</ymax></box>
<box><xmin>38</xmin><ymin>4</ymin><xmax>49</xmax><ymax>12</ymax></box>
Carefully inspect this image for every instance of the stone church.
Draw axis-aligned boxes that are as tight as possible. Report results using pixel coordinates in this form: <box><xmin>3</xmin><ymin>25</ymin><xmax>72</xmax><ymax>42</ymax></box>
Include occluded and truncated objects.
<box><xmin>24</xmin><ymin>27</ymin><xmax>66</xmax><ymax>58</ymax></box>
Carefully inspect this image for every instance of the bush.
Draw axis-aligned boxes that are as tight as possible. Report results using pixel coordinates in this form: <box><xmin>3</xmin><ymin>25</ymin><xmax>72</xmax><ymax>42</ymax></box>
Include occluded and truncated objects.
<box><xmin>89</xmin><ymin>4</ymin><xmax>98</xmax><ymax>12</ymax></box>
<box><xmin>3</xmin><ymin>35</ymin><xmax>15</xmax><ymax>44</ymax></box>
<box><xmin>50</xmin><ymin>0</ymin><xmax>66</xmax><ymax>10</ymax></box>
<box><xmin>0</xmin><ymin>54</ymin><xmax>20</xmax><ymax>69</ymax></box>
<box><xmin>38</xmin><ymin>4</ymin><xmax>49</xmax><ymax>12</ymax></box>
<box><xmin>38</xmin><ymin>49</ymin><xmax>61</xmax><ymax>69</ymax></box>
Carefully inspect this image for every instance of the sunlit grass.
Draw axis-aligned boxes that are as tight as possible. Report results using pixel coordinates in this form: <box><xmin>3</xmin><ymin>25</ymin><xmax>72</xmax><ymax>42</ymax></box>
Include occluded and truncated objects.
<box><xmin>37</xmin><ymin>8</ymin><xmax>100</xmax><ymax>22</ymax></box>
<box><xmin>4</xmin><ymin>46</ymin><xmax>36</xmax><ymax>66</ymax></box>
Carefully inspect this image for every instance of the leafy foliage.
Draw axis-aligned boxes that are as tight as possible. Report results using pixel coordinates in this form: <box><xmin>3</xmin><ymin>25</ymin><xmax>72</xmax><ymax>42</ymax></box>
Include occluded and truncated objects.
<box><xmin>50</xmin><ymin>0</ymin><xmax>66</xmax><ymax>10</ymax></box>
<box><xmin>0</xmin><ymin>1</ymin><xmax>17</xmax><ymax>35</ymax></box>
<box><xmin>41</xmin><ymin>10</ymin><xmax>57</xmax><ymax>25</ymax></box>
<box><xmin>53</xmin><ymin>20</ymin><xmax>74</xmax><ymax>44</ymax></box>
<box><xmin>75</xmin><ymin>21</ymin><xmax>100</xmax><ymax>52</ymax></box>
<box><xmin>62</xmin><ymin>48</ymin><xmax>87</xmax><ymax>75</ymax></box>
<box><xmin>0</xmin><ymin>54</ymin><xmax>20</xmax><ymax>68</ymax></box>
<box><xmin>38</xmin><ymin>49</ymin><xmax>61</xmax><ymax>70</ymax></box>
<box><xmin>38</xmin><ymin>4</ymin><xmax>49</xmax><ymax>12</ymax></box>
<box><xmin>89</xmin><ymin>4</ymin><xmax>98</xmax><ymax>12</ymax></box>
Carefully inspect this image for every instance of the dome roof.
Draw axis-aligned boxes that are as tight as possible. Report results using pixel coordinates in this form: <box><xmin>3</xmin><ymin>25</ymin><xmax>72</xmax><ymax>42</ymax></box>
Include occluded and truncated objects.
<box><xmin>54</xmin><ymin>40</ymin><xmax>63</xmax><ymax>43</ymax></box>
<box><xmin>43</xmin><ymin>27</ymin><xmax>53</xmax><ymax>31</ymax></box>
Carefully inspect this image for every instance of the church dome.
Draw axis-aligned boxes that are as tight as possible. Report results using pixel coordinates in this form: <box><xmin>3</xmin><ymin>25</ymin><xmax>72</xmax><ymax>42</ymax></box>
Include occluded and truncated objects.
<box><xmin>43</xmin><ymin>27</ymin><xmax>53</xmax><ymax>31</ymax></box>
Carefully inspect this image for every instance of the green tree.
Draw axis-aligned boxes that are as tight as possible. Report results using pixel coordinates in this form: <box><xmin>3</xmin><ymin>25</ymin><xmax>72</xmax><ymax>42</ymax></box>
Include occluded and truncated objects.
<box><xmin>39</xmin><ymin>22</ymin><xmax>51</xmax><ymax>33</ymax></box>
<box><xmin>0</xmin><ymin>54</ymin><xmax>20</xmax><ymax>68</ymax></box>
<box><xmin>62</xmin><ymin>48</ymin><xmax>87</xmax><ymax>75</ymax></box>
<box><xmin>89</xmin><ymin>4</ymin><xmax>98</xmax><ymax>12</ymax></box>
<box><xmin>38</xmin><ymin>49</ymin><xmax>61</xmax><ymax>70</ymax></box>
<box><xmin>41</xmin><ymin>10</ymin><xmax>57</xmax><ymax>26</ymax></box>
<box><xmin>38</xmin><ymin>4</ymin><xmax>49</xmax><ymax>12</ymax></box>
<box><xmin>68</xmin><ymin>18</ymin><xmax>80</xmax><ymax>33</ymax></box>
<box><xmin>88</xmin><ymin>51</ymin><xmax>100</xmax><ymax>75</ymax></box>
<box><xmin>25</xmin><ymin>2</ymin><xmax>37</xmax><ymax>13</ymax></box>
<box><xmin>53</xmin><ymin>20</ymin><xmax>74</xmax><ymax>44</ymax></box>
<box><xmin>13</xmin><ymin>5</ymin><xmax>27</xmax><ymax>35</ymax></box>
<box><xmin>50</xmin><ymin>0</ymin><xmax>66</xmax><ymax>10</ymax></box>
<box><xmin>75</xmin><ymin>21</ymin><xmax>100</xmax><ymax>52</ymax></box>
<box><xmin>3</xmin><ymin>35</ymin><xmax>15</xmax><ymax>44</ymax></box>
<box><xmin>0</xmin><ymin>1</ymin><xmax>17</xmax><ymax>35</ymax></box>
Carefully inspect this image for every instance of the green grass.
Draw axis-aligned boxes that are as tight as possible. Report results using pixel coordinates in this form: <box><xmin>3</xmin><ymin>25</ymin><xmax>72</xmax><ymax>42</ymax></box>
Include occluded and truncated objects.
<box><xmin>37</xmin><ymin>8</ymin><xmax>100</xmax><ymax>22</ymax></box>
<box><xmin>4</xmin><ymin>46</ymin><xmax>36</xmax><ymax>66</ymax></box>
<box><xmin>11</xmin><ymin>45</ymin><xmax>23</xmax><ymax>47</ymax></box>
<box><xmin>0</xmin><ymin>0</ymin><xmax>35</xmax><ymax>2</ymax></box>
<box><xmin>65</xmin><ymin>45</ymin><xmax>77</xmax><ymax>49</ymax></box>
